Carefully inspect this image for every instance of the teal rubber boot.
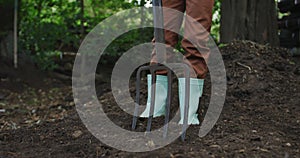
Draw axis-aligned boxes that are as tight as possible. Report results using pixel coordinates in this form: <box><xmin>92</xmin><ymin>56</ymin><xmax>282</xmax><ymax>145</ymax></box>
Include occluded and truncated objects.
<box><xmin>140</xmin><ymin>75</ymin><xmax>168</xmax><ymax>118</ymax></box>
<box><xmin>178</xmin><ymin>78</ymin><xmax>204</xmax><ymax>125</ymax></box>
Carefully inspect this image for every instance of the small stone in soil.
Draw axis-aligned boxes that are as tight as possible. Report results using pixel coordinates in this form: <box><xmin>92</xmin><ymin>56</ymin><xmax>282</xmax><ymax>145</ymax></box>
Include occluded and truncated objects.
<box><xmin>72</xmin><ymin>130</ymin><xmax>83</xmax><ymax>138</ymax></box>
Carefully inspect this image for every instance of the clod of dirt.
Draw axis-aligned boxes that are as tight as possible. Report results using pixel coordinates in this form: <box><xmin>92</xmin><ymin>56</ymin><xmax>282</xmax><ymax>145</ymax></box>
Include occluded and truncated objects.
<box><xmin>294</xmin><ymin>66</ymin><xmax>300</xmax><ymax>75</ymax></box>
<box><xmin>72</xmin><ymin>130</ymin><xmax>83</xmax><ymax>138</ymax></box>
<box><xmin>0</xmin><ymin>93</ymin><xmax>6</xmax><ymax>100</ymax></box>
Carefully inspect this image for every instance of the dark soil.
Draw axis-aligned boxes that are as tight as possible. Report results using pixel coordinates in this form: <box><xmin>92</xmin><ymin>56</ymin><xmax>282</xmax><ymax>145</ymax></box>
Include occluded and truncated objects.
<box><xmin>1</xmin><ymin>41</ymin><xmax>300</xmax><ymax>157</ymax></box>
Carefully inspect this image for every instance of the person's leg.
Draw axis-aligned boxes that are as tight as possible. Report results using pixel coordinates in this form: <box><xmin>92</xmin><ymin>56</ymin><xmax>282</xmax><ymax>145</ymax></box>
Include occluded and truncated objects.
<box><xmin>181</xmin><ymin>0</ymin><xmax>214</xmax><ymax>79</ymax></box>
<box><xmin>151</xmin><ymin>0</ymin><xmax>185</xmax><ymax>69</ymax></box>
<box><xmin>141</xmin><ymin>0</ymin><xmax>185</xmax><ymax>118</ymax></box>
<box><xmin>178</xmin><ymin>77</ymin><xmax>204</xmax><ymax>124</ymax></box>
<box><xmin>178</xmin><ymin>0</ymin><xmax>214</xmax><ymax>124</ymax></box>
<box><xmin>140</xmin><ymin>75</ymin><xmax>169</xmax><ymax>118</ymax></box>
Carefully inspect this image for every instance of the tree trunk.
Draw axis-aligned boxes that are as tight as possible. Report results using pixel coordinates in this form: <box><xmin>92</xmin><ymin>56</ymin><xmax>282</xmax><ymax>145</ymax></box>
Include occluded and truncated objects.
<box><xmin>220</xmin><ymin>0</ymin><xmax>279</xmax><ymax>46</ymax></box>
<box><xmin>14</xmin><ymin>0</ymin><xmax>18</xmax><ymax>68</ymax></box>
<box><xmin>79</xmin><ymin>0</ymin><xmax>85</xmax><ymax>42</ymax></box>
<box><xmin>0</xmin><ymin>1</ymin><xmax>14</xmax><ymax>61</ymax></box>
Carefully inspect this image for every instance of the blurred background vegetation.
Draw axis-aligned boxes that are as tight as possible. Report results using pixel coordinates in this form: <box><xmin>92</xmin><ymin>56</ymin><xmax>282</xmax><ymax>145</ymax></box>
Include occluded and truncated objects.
<box><xmin>17</xmin><ymin>0</ymin><xmax>139</xmax><ymax>70</ymax></box>
<box><xmin>15</xmin><ymin>0</ymin><xmax>222</xmax><ymax>70</ymax></box>
<box><xmin>2</xmin><ymin>0</ymin><xmax>282</xmax><ymax>70</ymax></box>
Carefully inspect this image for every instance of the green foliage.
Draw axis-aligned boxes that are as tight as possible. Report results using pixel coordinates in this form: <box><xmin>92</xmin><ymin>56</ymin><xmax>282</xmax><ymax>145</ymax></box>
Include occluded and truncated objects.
<box><xmin>19</xmin><ymin>0</ymin><xmax>81</xmax><ymax>70</ymax></box>
<box><xmin>84</xmin><ymin>0</ymin><xmax>135</xmax><ymax>32</ymax></box>
<box><xmin>18</xmin><ymin>0</ymin><xmax>221</xmax><ymax>70</ymax></box>
<box><xmin>19</xmin><ymin>0</ymin><xmax>136</xmax><ymax>69</ymax></box>
<box><xmin>33</xmin><ymin>51</ymin><xmax>60</xmax><ymax>71</ymax></box>
<box><xmin>211</xmin><ymin>0</ymin><xmax>221</xmax><ymax>43</ymax></box>
<box><xmin>105</xmin><ymin>27</ymin><xmax>153</xmax><ymax>57</ymax></box>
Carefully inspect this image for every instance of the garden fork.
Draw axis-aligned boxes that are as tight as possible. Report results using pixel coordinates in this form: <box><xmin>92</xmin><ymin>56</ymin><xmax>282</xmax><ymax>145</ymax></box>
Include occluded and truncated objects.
<box><xmin>132</xmin><ymin>0</ymin><xmax>191</xmax><ymax>141</ymax></box>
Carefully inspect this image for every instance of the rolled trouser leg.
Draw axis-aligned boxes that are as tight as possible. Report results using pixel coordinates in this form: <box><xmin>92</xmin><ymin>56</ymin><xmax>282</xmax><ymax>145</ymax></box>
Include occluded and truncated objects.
<box><xmin>151</xmin><ymin>0</ymin><xmax>185</xmax><ymax>75</ymax></box>
<box><xmin>181</xmin><ymin>0</ymin><xmax>214</xmax><ymax>79</ymax></box>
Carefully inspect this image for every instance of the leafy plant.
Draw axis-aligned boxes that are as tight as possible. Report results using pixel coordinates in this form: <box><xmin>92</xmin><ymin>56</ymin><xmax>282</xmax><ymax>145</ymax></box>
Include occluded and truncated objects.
<box><xmin>18</xmin><ymin>0</ymin><xmax>221</xmax><ymax>70</ymax></box>
<box><xmin>18</xmin><ymin>0</ymin><xmax>136</xmax><ymax>69</ymax></box>
<box><xmin>33</xmin><ymin>51</ymin><xmax>61</xmax><ymax>71</ymax></box>
<box><xmin>212</xmin><ymin>0</ymin><xmax>221</xmax><ymax>43</ymax></box>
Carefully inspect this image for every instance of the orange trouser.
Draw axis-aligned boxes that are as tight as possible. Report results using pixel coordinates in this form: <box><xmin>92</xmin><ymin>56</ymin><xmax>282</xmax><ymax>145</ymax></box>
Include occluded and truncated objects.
<box><xmin>151</xmin><ymin>0</ymin><xmax>214</xmax><ymax>79</ymax></box>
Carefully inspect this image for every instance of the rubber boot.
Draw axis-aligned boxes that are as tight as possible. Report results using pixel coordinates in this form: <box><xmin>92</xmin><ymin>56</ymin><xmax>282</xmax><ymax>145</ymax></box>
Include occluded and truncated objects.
<box><xmin>140</xmin><ymin>75</ymin><xmax>168</xmax><ymax>118</ymax></box>
<box><xmin>178</xmin><ymin>78</ymin><xmax>204</xmax><ymax>125</ymax></box>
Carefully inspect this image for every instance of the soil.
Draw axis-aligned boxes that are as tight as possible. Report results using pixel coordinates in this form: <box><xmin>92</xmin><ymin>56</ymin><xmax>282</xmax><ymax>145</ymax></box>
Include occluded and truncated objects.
<box><xmin>0</xmin><ymin>41</ymin><xmax>300</xmax><ymax>157</ymax></box>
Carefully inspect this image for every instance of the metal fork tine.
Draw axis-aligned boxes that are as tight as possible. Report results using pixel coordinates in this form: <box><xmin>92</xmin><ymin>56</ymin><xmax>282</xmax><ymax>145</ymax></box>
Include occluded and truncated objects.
<box><xmin>163</xmin><ymin>70</ymin><xmax>172</xmax><ymax>138</ymax></box>
<box><xmin>146</xmin><ymin>72</ymin><xmax>156</xmax><ymax>132</ymax></box>
<box><xmin>181</xmin><ymin>65</ymin><xmax>190</xmax><ymax>141</ymax></box>
<box><xmin>132</xmin><ymin>67</ymin><xmax>143</xmax><ymax>130</ymax></box>
<box><xmin>133</xmin><ymin>64</ymin><xmax>196</xmax><ymax>140</ymax></box>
